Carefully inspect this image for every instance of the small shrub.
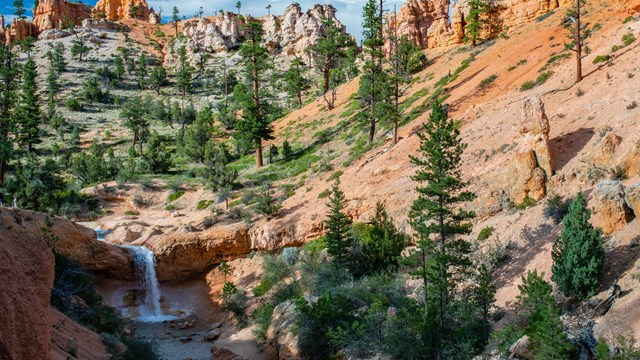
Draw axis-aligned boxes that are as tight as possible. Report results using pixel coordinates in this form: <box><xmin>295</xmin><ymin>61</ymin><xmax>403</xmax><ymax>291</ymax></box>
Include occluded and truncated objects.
<box><xmin>543</xmin><ymin>195</ymin><xmax>570</xmax><ymax>224</ymax></box>
<box><xmin>166</xmin><ymin>190</ymin><xmax>185</xmax><ymax>202</ymax></box>
<box><xmin>66</xmin><ymin>98</ymin><xmax>84</xmax><ymax>111</ymax></box>
<box><xmin>477</xmin><ymin>226</ymin><xmax>495</xmax><ymax>241</ymax></box>
<box><xmin>610</xmin><ymin>165</ymin><xmax>626</xmax><ymax>180</ymax></box>
<box><xmin>202</xmin><ymin>216</ymin><xmax>217</xmax><ymax>229</ymax></box>
<box><xmin>164</xmin><ymin>204</ymin><xmax>176</xmax><ymax>211</ymax></box>
<box><xmin>124</xmin><ymin>210</ymin><xmax>140</xmax><ymax>216</ymax></box>
<box><xmin>478</xmin><ymin>74</ymin><xmax>498</xmax><ymax>89</ymax></box>
<box><xmin>318</xmin><ymin>189</ymin><xmax>330</xmax><ymax>199</ymax></box>
<box><xmin>119</xmin><ymin>337</ymin><xmax>159</xmax><ymax>360</ymax></box>
<box><xmin>622</xmin><ymin>32</ymin><xmax>637</xmax><ymax>47</ymax></box>
<box><xmin>536</xmin><ymin>71</ymin><xmax>554</xmax><ymax>85</ymax></box>
<box><xmin>576</xmin><ymin>88</ymin><xmax>584</xmax><ymax>97</ymax></box>
<box><xmin>520</xmin><ymin>81</ymin><xmax>536</xmax><ymax>91</ymax></box>
<box><xmin>327</xmin><ymin>170</ymin><xmax>343</xmax><ymax>182</ymax></box>
<box><xmin>627</xmin><ymin>101</ymin><xmax>638</xmax><ymax>110</ymax></box>
<box><xmin>514</xmin><ymin>197</ymin><xmax>537</xmax><ymax>210</ymax></box>
<box><xmin>196</xmin><ymin>199</ymin><xmax>214</xmax><ymax>210</ymax></box>
<box><xmin>623</xmin><ymin>16</ymin><xmax>635</xmax><ymax>24</ymax></box>
<box><xmin>536</xmin><ymin>10</ymin><xmax>555</xmax><ymax>22</ymax></box>
<box><xmin>593</xmin><ymin>55</ymin><xmax>610</xmax><ymax>64</ymax></box>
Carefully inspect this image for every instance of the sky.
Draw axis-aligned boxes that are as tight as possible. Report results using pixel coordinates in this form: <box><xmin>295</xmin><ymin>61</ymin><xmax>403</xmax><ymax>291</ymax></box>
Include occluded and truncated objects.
<box><xmin>3</xmin><ymin>0</ymin><xmax>407</xmax><ymax>42</ymax></box>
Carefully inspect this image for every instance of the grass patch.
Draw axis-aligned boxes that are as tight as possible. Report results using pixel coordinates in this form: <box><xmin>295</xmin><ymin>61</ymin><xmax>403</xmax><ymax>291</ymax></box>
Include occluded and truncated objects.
<box><xmin>124</xmin><ymin>210</ymin><xmax>140</xmax><ymax>216</ymax></box>
<box><xmin>318</xmin><ymin>189</ymin><xmax>330</xmax><ymax>199</ymax></box>
<box><xmin>167</xmin><ymin>190</ymin><xmax>185</xmax><ymax>202</ymax></box>
<box><xmin>593</xmin><ymin>55</ymin><xmax>610</xmax><ymax>64</ymax></box>
<box><xmin>513</xmin><ymin>197</ymin><xmax>537</xmax><ymax>210</ymax></box>
<box><xmin>477</xmin><ymin>226</ymin><xmax>495</xmax><ymax>241</ymax></box>
<box><xmin>623</xmin><ymin>16</ymin><xmax>635</xmax><ymax>24</ymax></box>
<box><xmin>196</xmin><ymin>199</ymin><xmax>214</xmax><ymax>210</ymax></box>
<box><xmin>536</xmin><ymin>10</ymin><xmax>555</xmax><ymax>22</ymax></box>
<box><xmin>478</xmin><ymin>74</ymin><xmax>498</xmax><ymax>89</ymax></box>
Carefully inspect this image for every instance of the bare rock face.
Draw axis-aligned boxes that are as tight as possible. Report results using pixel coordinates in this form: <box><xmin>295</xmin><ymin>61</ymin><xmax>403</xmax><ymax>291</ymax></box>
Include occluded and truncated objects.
<box><xmin>92</xmin><ymin>0</ymin><xmax>155</xmax><ymax>21</ymax></box>
<box><xmin>33</xmin><ymin>0</ymin><xmax>91</xmax><ymax>31</ymax></box>
<box><xmin>0</xmin><ymin>207</ymin><xmax>134</xmax><ymax>280</ymax></box>
<box><xmin>265</xmin><ymin>300</ymin><xmax>301</xmax><ymax>360</ymax></box>
<box><xmin>147</xmin><ymin>223</ymin><xmax>250</xmax><ymax>281</ymax></box>
<box><xmin>505</xmin><ymin>95</ymin><xmax>554</xmax><ymax>204</ymax></box>
<box><xmin>624</xmin><ymin>183</ymin><xmax>640</xmax><ymax>218</ymax></box>
<box><xmin>0</xmin><ymin>208</ymin><xmax>55</xmax><ymax>359</ymax></box>
<box><xmin>390</xmin><ymin>0</ymin><xmax>569</xmax><ymax>49</ymax></box>
<box><xmin>592</xmin><ymin>180</ymin><xmax>635</xmax><ymax>234</ymax></box>
<box><xmin>620</xmin><ymin>139</ymin><xmax>640</xmax><ymax>178</ymax></box>
<box><xmin>3</xmin><ymin>18</ymin><xmax>38</xmax><ymax>43</ymax></box>
<box><xmin>179</xmin><ymin>4</ymin><xmax>348</xmax><ymax>63</ymax></box>
<box><xmin>510</xmin><ymin>335</ymin><xmax>534</xmax><ymax>360</ymax></box>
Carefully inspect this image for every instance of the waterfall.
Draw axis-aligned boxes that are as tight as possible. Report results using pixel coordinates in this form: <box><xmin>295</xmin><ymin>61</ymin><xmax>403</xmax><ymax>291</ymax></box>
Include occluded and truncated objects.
<box><xmin>122</xmin><ymin>245</ymin><xmax>169</xmax><ymax>321</ymax></box>
<box><xmin>95</xmin><ymin>228</ymin><xmax>109</xmax><ymax>241</ymax></box>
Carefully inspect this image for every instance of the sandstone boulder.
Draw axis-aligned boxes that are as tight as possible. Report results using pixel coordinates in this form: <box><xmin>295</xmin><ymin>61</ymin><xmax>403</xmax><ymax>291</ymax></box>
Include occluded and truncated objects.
<box><xmin>265</xmin><ymin>300</ymin><xmax>301</xmax><ymax>360</ymax></box>
<box><xmin>0</xmin><ymin>207</ymin><xmax>134</xmax><ymax>280</ymax></box>
<box><xmin>510</xmin><ymin>335</ymin><xmax>534</xmax><ymax>360</ymax></box>
<box><xmin>39</xmin><ymin>28</ymin><xmax>72</xmax><ymax>39</ymax></box>
<box><xmin>625</xmin><ymin>183</ymin><xmax>640</xmax><ymax>217</ymax></box>
<box><xmin>0</xmin><ymin>207</ymin><xmax>55</xmax><ymax>359</ymax></box>
<box><xmin>592</xmin><ymin>180</ymin><xmax>635</xmax><ymax>234</ymax></box>
<box><xmin>147</xmin><ymin>223</ymin><xmax>250</xmax><ymax>281</ymax></box>
<box><xmin>33</xmin><ymin>0</ymin><xmax>91</xmax><ymax>31</ymax></box>
<box><xmin>505</xmin><ymin>95</ymin><xmax>554</xmax><ymax>203</ymax></box>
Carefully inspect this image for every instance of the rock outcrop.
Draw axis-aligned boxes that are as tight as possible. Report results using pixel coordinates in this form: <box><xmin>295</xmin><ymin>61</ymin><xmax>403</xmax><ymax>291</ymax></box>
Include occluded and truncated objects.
<box><xmin>92</xmin><ymin>0</ymin><xmax>156</xmax><ymax>21</ymax></box>
<box><xmin>626</xmin><ymin>183</ymin><xmax>640</xmax><ymax>217</ymax></box>
<box><xmin>389</xmin><ymin>0</ymin><xmax>570</xmax><ymax>50</ymax></box>
<box><xmin>147</xmin><ymin>223</ymin><xmax>251</xmax><ymax>281</ymax></box>
<box><xmin>505</xmin><ymin>95</ymin><xmax>554</xmax><ymax>203</ymax></box>
<box><xmin>0</xmin><ymin>207</ymin><xmax>134</xmax><ymax>280</ymax></box>
<box><xmin>2</xmin><ymin>18</ymin><xmax>39</xmax><ymax>44</ymax></box>
<box><xmin>592</xmin><ymin>180</ymin><xmax>635</xmax><ymax>234</ymax></box>
<box><xmin>33</xmin><ymin>0</ymin><xmax>92</xmax><ymax>31</ymax></box>
<box><xmin>179</xmin><ymin>4</ymin><xmax>348</xmax><ymax>63</ymax></box>
<box><xmin>0</xmin><ymin>207</ymin><xmax>55</xmax><ymax>359</ymax></box>
<box><xmin>265</xmin><ymin>300</ymin><xmax>301</xmax><ymax>360</ymax></box>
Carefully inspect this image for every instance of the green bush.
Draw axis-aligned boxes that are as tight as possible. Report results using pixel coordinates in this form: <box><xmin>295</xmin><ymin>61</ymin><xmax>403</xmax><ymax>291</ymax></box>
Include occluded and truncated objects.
<box><xmin>166</xmin><ymin>190</ymin><xmax>185</xmax><ymax>202</ymax></box>
<box><xmin>196</xmin><ymin>199</ymin><xmax>214</xmax><ymax>210</ymax></box>
<box><xmin>124</xmin><ymin>210</ymin><xmax>140</xmax><ymax>216</ymax></box>
<box><xmin>477</xmin><ymin>226</ymin><xmax>495</xmax><ymax>241</ymax></box>
<box><xmin>514</xmin><ymin>197</ymin><xmax>537</xmax><ymax>210</ymax></box>
<box><xmin>65</xmin><ymin>98</ymin><xmax>85</xmax><ymax>111</ymax></box>
<box><xmin>253</xmin><ymin>254</ymin><xmax>290</xmax><ymax>297</ymax></box>
<box><xmin>593</xmin><ymin>55</ymin><xmax>611</xmax><ymax>64</ymax></box>
<box><xmin>520</xmin><ymin>81</ymin><xmax>536</xmax><ymax>91</ymax></box>
<box><xmin>623</xmin><ymin>16</ymin><xmax>635</xmax><ymax>24</ymax></box>
<box><xmin>622</xmin><ymin>33</ymin><xmax>636</xmax><ymax>47</ymax></box>
<box><xmin>543</xmin><ymin>195</ymin><xmax>570</xmax><ymax>224</ymax></box>
<box><xmin>478</xmin><ymin>74</ymin><xmax>498</xmax><ymax>89</ymax></box>
<box><xmin>117</xmin><ymin>338</ymin><xmax>159</xmax><ymax>360</ymax></box>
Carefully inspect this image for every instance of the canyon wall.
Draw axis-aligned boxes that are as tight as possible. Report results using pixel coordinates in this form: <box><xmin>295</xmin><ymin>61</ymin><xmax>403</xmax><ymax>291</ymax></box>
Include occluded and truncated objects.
<box><xmin>388</xmin><ymin>0</ymin><xmax>571</xmax><ymax>50</ymax></box>
<box><xmin>33</xmin><ymin>0</ymin><xmax>92</xmax><ymax>31</ymax></box>
<box><xmin>92</xmin><ymin>0</ymin><xmax>158</xmax><ymax>22</ymax></box>
<box><xmin>179</xmin><ymin>4</ymin><xmax>349</xmax><ymax>63</ymax></box>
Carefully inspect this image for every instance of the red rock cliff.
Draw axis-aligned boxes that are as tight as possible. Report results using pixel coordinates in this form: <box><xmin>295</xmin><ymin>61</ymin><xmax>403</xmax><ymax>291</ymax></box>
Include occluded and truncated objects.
<box><xmin>92</xmin><ymin>0</ymin><xmax>156</xmax><ymax>21</ymax></box>
<box><xmin>33</xmin><ymin>0</ymin><xmax>92</xmax><ymax>31</ymax></box>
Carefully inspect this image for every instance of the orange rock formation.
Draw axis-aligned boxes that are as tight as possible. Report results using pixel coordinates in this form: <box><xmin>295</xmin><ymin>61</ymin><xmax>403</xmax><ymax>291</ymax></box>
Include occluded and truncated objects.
<box><xmin>33</xmin><ymin>0</ymin><xmax>92</xmax><ymax>31</ymax></box>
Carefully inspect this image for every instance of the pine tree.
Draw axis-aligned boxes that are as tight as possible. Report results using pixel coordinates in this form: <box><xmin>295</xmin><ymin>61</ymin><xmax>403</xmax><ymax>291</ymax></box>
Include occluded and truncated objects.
<box><xmin>113</xmin><ymin>55</ymin><xmax>125</xmax><ymax>80</ymax></box>
<box><xmin>175</xmin><ymin>46</ymin><xmax>193</xmax><ymax>97</ymax></box>
<box><xmin>516</xmin><ymin>270</ymin><xmax>573</xmax><ymax>359</ymax></box>
<box><xmin>473</xmin><ymin>263</ymin><xmax>496</xmax><ymax>343</ymax></box>
<box><xmin>282</xmin><ymin>140</ymin><xmax>292</xmax><ymax>160</ymax></box>
<box><xmin>324</xmin><ymin>178</ymin><xmax>353</xmax><ymax>265</ymax></box>
<box><xmin>143</xmin><ymin>131</ymin><xmax>172</xmax><ymax>173</ymax></box>
<box><xmin>47</xmin><ymin>51</ymin><xmax>61</xmax><ymax>118</ymax></box>
<box><xmin>283</xmin><ymin>57</ymin><xmax>309</xmax><ymax>107</ymax></box>
<box><xmin>14</xmin><ymin>0</ymin><xmax>26</xmax><ymax>18</ymax></box>
<box><xmin>254</xmin><ymin>183</ymin><xmax>281</xmax><ymax>218</ymax></box>
<box><xmin>70</xmin><ymin>35</ymin><xmax>89</xmax><ymax>61</ymax></box>
<box><xmin>172</xmin><ymin>6</ymin><xmax>180</xmax><ymax>35</ymax></box>
<box><xmin>408</xmin><ymin>100</ymin><xmax>476</xmax><ymax>335</ymax></box>
<box><xmin>235</xmin><ymin>1</ymin><xmax>241</xmax><ymax>15</ymax></box>
<box><xmin>361</xmin><ymin>201</ymin><xmax>408</xmax><ymax>272</ymax></box>
<box><xmin>205</xmin><ymin>141</ymin><xmax>237</xmax><ymax>196</ymax></box>
<box><xmin>47</xmin><ymin>42</ymin><xmax>66</xmax><ymax>73</ymax></box>
<box><xmin>137</xmin><ymin>53</ymin><xmax>148</xmax><ymax>89</ymax></box>
<box><xmin>20</xmin><ymin>36</ymin><xmax>35</xmax><ymax>59</ymax></box>
<box><xmin>359</xmin><ymin>0</ymin><xmax>391</xmax><ymax>144</ymax></box>
<box><xmin>552</xmin><ymin>192</ymin><xmax>604</xmax><ymax>300</ymax></box>
<box><xmin>14</xmin><ymin>59</ymin><xmax>42</xmax><ymax>152</ymax></box>
<box><xmin>563</xmin><ymin>0</ymin><xmax>591</xmax><ymax>83</ymax></box>
<box><xmin>183</xmin><ymin>107</ymin><xmax>213</xmax><ymax>162</ymax></box>
<box><xmin>121</xmin><ymin>95</ymin><xmax>149</xmax><ymax>154</ymax></box>
<box><xmin>149</xmin><ymin>65</ymin><xmax>167</xmax><ymax>95</ymax></box>
<box><xmin>0</xmin><ymin>41</ymin><xmax>18</xmax><ymax>185</ymax></box>
<box><xmin>464</xmin><ymin>0</ymin><xmax>490</xmax><ymax>47</ymax></box>
<box><xmin>235</xmin><ymin>21</ymin><xmax>274</xmax><ymax>168</ymax></box>
<box><xmin>309</xmin><ymin>17</ymin><xmax>353</xmax><ymax>109</ymax></box>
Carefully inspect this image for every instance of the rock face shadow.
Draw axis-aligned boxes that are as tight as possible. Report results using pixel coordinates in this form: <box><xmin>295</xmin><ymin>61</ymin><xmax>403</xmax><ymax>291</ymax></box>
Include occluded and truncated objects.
<box><xmin>548</xmin><ymin>127</ymin><xmax>595</xmax><ymax>171</ymax></box>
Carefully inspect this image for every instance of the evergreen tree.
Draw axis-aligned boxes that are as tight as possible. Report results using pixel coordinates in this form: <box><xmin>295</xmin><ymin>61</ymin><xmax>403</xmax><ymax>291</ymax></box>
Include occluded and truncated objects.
<box><xmin>136</xmin><ymin>53</ymin><xmax>148</xmax><ymax>89</ymax></box>
<box><xmin>175</xmin><ymin>45</ymin><xmax>193</xmax><ymax>97</ymax></box>
<box><xmin>235</xmin><ymin>21</ymin><xmax>274</xmax><ymax>168</ymax></box>
<box><xmin>70</xmin><ymin>35</ymin><xmax>89</xmax><ymax>61</ymax></box>
<box><xmin>310</xmin><ymin>17</ymin><xmax>352</xmax><ymax>110</ymax></box>
<box><xmin>47</xmin><ymin>42</ymin><xmax>66</xmax><ymax>73</ymax></box>
<box><xmin>14</xmin><ymin>0</ymin><xmax>26</xmax><ymax>18</ymax></box>
<box><xmin>235</xmin><ymin>1</ymin><xmax>241</xmax><ymax>15</ymax></box>
<box><xmin>120</xmin><ymin>95</ymin><xmax>149</xmax><ymax>154</ymax></box>
<box><xmin>464</xmin><ymin>0</ymin><xmax>490</xmax><ymax>47</ymax></box>
<box><xmin>516</xmin><ymin>270</ymin><xmax>573</xmax><ymax>359</ymax></box>
<box><xmin>408</xmin><ymin>100</ymin><xmax>476</xmax><ymax>337</ymax></box>
<box><xmin>324</xmin><ymin>178</ymin><xmax>353</xmax><ymax>265</ymax></box>
<box><xmin>20</xmin><ymin>36</ymin><xmax>36</xmax><ymax>59</ymax></box>
<box><xmin>49</xmin><ymin>112</ymin><xmax>67</xmax><ymax>140</ymax></box>
<box><xmin>268</xmin><ymin>143</ymin><xmax>279</xmax><ymax>163</ymax></box>
<box><xmin>113</xmin><ymin>55</ymin><xmax>125</xmax><ymax>80</ymax></box>
<box><xmin>172</xmin><ymin>6</ymin><xmax>180</xmax><ymax>35</ymax></box>
<box><xmin>143</xmin><ymin>131</ymin><xmax>172</xmax><ymax>173</ymax></box>
<box><xmin>149</xmin><ymin>65</ymin><xmax>167</xmax><ymax>94</ymax></box>
<box><xmin>282</xmin><ymin>140</ymin><xmax>292</xmax><ymax>160</ymax></box>
<box><xmin>357</xmin><ymin>201</ymin><xmax>408</xmax><ymax>274</ymax></box>
<box><xmin>473</xmin><ymin>263</ymin><xmax>496</xmax><ymax>343</ymax></box>
<box><xmin>552</xmin><ymin>192</ymin><xmax>604</xmax><ymax>300</ymax></box>
<box><xmin>205</xmin><ymin>141</ymin><xmax>237</xmax><ymax>197</ymax></box>
<box><xmin>564</xmin><ymin>0</ymin><xmax>591</xmax><ymax>83</ymax></box>
<box><xmin>254</xmin><ymin>183</ymin><xmax>281</xmax><ymax>218</ymax></box>
<box><xmin>0</xmin><ymin>41</ymin><xmax>18</xmax><ymax>185</ymax></box>
<box><xmin>183</xmin><ymin>107</ymin><xmax>213</xmax><ymax>162</ymax></box>
<box><xmin>283</xmin><ymin>57</ymin><xmax>309</xmax><ymax>107</ymax></box>
<box><xmin>46</xmin><ymin>51</ymin><xmax>61</xmax><ymax>118</ymax></box>
<box><xmin>82</xmin><ymin>77</ymin><xmax>106</xmax><ymax>104</ymax></box>
<box><xmin>359</xmin><ymin>0</ymin><xmax>391</xmax><ymax>144</ymax></box>
<box><xmin>14</xmin><ymin>59</ymin><xmax>42</xmax><ymax>152</ymax></box>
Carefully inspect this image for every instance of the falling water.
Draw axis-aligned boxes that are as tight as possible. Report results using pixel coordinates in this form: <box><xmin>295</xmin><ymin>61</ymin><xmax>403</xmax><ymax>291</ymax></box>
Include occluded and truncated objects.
<box><xmin>121</xmin><ymin>245</ymin><xmax>173</xmax><ymax>322</ymax></box>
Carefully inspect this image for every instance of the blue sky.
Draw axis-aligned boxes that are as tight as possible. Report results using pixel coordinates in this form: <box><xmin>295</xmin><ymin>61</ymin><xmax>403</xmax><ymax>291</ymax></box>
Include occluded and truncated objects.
<box><xmin>3</xmin><ymin>0</ymin><xmax>408</xmax><ymax>41</ymax></box>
